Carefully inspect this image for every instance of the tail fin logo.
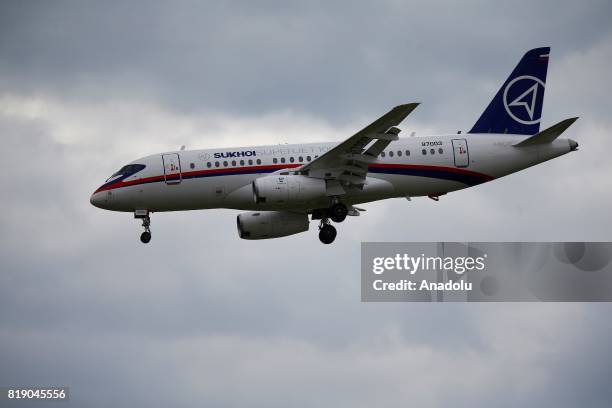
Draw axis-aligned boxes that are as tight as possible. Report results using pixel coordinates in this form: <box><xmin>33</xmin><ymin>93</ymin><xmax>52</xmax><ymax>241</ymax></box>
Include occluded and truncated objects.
<box><xmin>503</xmin><ymin>75</ymin><xmax>545</xmax><ymax>125</ymax></box>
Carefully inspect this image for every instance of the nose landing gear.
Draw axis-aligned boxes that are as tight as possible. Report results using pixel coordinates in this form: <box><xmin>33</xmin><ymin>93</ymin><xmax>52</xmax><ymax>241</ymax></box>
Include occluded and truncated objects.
<box><xmin>135</xmin><ymin>210</ymin><xmax>152</xmax><ymax>244</ymax></box>
<box><xmin>140</xmin><ymin>228</ymin><xmax>151</xmax><ymax>244</ymax></box>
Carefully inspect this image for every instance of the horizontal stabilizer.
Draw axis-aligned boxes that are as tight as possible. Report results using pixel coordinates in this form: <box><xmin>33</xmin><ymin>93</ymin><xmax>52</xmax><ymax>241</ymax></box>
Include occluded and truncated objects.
<box><xmin>513</xmin><ymin>117</ymin><xmax>579</xmax><ymax>147</ymax></box>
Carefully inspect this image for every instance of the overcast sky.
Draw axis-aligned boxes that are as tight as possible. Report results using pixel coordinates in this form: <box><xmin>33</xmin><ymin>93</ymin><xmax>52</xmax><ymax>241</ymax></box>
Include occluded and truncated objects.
<box><xmin>1</xmin><ymin>1</ymin><xmax>612</xmax><ymax>407</ymax></box>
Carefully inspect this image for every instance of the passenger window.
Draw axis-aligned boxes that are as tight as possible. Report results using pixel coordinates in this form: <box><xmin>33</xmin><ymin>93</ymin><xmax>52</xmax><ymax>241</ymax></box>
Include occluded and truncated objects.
<box><xmin>248</xmin><ymin>159</ymin><xmax>253</xmax><ymax>165</ymax></box>
<box><xmin>240</xmin><ymin>160</ymin><xmax>245</xmax><ymax>166</ymax></box>
<box><xmin>422</xmin><ymin>149</ymin><xmax>427</xmax><ymax>155</ymax></box>
<box><xmin>389</xmin><ymin>151</ymin><xmax>394</xmax><ymax>157</ymax></box>
<box><xmin>273</xmin><ymin>158</ymin><xmax>278</xmax><ymax>164</ymax></box>
<box><xmin>307</xmin><ymin>156</ymin><xmax>311</xmax><ymax>161</ymax></box>
<box><xmin>231</xmin><ymin>160</ymin><xmax>236</xmax><ymax>166</ymax></box>
<box><xmin>381</xmin><ymin>152</ymin><xmax>386</xmax><ymax>157</ymax></box>
<box><xmin>190</xmin><ymin>162</ymin><xmax>195</xmax><ymax>169</ymax></box>
<box><xmin>438</xmin><ymin>148</ymin><xmax>443</xmax><ymax>154</ymax></box>
<box><xmin>223</xmin><ymin>161</ymin><xmax>228</xmax><ymax>167</ymax></box>
<box><xmin>207</xmin><ymin>162</ymin><xmax>211</xmax><ymax>168</ymax></box>
<box><xmin>256</xmin><ymin>159</ymin><xmax>261</xmax><ymax>165</ymax></box>
<box><xmin>406</xmin><ymin>150</ymin><xmax>410</xmax><ymax>156</ymax></box>
<box><xmin>430</xmin><ymin>149</ymin><xmax>435</xmax><ymax>155</ymax></box>
<box><xmin>215</xmin><ymin>161</ymin><xmax>220</xmax><ymax>167</ymax></box>
<box><xmin>299</xmin><ymin>156</ymin><xmax>303</xmax><ymax>162</ymax></box>
<box><xmin>397</xmin><ymin>150</ymin><xmax>402</xmax><ymax>157</ymax></box>
<box><xmin>290</xmin><ymin>157</ymin><xmax>295</xmax><ymax>163</ymax></box>
<box><xmin>281</xmin><ymin>157</ymin><xmax>286</xmax><ymax>163</ymax></box>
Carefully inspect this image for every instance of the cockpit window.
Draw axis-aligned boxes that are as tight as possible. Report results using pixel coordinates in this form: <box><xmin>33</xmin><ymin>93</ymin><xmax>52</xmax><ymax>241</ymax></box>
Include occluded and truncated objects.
<box><xmin>107</xmin><ymin>164</ymin><xmax>146</xmax><ymax>181</ymax></box>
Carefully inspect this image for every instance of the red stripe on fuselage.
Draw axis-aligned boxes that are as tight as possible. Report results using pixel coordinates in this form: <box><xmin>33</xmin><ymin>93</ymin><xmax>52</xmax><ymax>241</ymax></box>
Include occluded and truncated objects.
<box><xmin>93</xmin><ymin>163</ymin><xmax>493</xmax><ymax>194</ymax></box>
<box><xmin>94</xmin><ymin>164</ymin><xmax>302</xmax><ymax>194</ymax></box>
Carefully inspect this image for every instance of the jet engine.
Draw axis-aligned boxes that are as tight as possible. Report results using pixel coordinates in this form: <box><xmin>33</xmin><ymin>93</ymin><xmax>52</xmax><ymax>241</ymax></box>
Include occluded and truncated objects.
<box><xmin>237</xmin><ymin>211</ymin><xmax>309</xmax><ymax>240</ymax></box>
<box><xmin>252</xmin><ymin>175</ymin><xmax>326</xmax><ymax>205</ymax></box>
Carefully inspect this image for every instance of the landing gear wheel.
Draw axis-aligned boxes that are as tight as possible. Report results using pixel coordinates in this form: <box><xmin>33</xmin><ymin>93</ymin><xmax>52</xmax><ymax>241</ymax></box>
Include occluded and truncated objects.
<box><xmin>140</xmin><ymin>231</ymin><xmax>151</xmax><ymax>244</ymax></box>
<box><xmin>136</xmin><ymin>211</ymin><xmax>152</xmax><ymax>244</ymax></box>
<box><xmin>319</xmin><ymin>224</ymin><xmax>337</xmax><ymax>244</ymax></box>
<box><xmin>329</xmin><ymin>203</ymin><xmax>348</xmax><ymax>223</ymax></box>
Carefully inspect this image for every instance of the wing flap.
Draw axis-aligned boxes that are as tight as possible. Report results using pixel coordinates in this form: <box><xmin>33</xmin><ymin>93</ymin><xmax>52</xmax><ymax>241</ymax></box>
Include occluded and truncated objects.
<box><xmin>363</xmin><ymin>139</ymin><xmax>392</xmax><ymax>157</ymax></box>
<box><xmin>339</xmin><ymin>153</ymin><xmax>378</xmax><ymax>163</ymax></box>
<box><xmin>365</xmin><ymin>132</ymin><xmax>399</xmax><ymax>142</ymax></box>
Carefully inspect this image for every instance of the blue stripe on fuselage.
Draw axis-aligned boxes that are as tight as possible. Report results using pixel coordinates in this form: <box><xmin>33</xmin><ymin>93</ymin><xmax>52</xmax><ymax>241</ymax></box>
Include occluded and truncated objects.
<box><xmin>368</xmin><ymin>166</ymin><xmax>491</xmax><ymax>186</ymax></box>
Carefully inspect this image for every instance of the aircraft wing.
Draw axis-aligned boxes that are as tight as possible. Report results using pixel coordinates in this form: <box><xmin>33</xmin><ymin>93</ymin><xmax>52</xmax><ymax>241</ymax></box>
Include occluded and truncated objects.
<box><xmin>299</xmin><ymin>103</ymin><xmax>419</xmax><ymax>189</ymax></box>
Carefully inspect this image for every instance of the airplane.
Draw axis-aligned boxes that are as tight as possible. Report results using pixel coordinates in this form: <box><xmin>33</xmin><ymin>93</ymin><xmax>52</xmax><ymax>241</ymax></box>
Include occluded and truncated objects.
<box><xmin>90</xmin><ymin>47</ymin><xmax>579</xmax><ymax>244</ymax></box>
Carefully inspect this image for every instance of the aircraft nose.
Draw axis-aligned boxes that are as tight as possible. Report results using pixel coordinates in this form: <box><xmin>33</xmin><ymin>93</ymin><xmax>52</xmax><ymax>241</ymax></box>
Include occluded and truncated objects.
<box><xmin>90</xmin><ymin>191</ymin><xmax>105</xmax><ymax>208</ymax></box>
<box><xmin>569</xmin><ymin>139</ymin><xmax>579</xmax><ymax>151</ymax></box>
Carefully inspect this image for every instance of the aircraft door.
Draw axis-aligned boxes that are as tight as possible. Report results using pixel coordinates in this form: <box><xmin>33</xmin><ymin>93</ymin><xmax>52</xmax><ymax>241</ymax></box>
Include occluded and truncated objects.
<box><xmin>162</xmin><ymin>153</ymin><xmax>182</xmax><ymax>184</ymax></box>
<box><xmin>452</xmin><ymin>139</ymin><xmax>469</xmax><ymax>168</ymax></box>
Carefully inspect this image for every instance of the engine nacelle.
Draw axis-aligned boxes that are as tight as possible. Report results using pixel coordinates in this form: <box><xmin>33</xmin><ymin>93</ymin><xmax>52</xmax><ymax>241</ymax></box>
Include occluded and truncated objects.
<box><xmin>237</xmin><ymin>211</ymin><xmax>309</xmax><ymax>240</ymax></box>
<box><xmin>252</xmin><ymin>175</ymin><xmax>326</xmax><ymax>205</ymax></box>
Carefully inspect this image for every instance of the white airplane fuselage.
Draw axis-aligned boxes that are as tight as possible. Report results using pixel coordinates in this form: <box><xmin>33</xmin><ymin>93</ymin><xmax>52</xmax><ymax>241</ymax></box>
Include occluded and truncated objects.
<box><xmin>90</xmin><ymin>133</ymin><xmax>576</xmax><ymax>213</ymax></box>
<box><xmin>89</xmin><ymin>47</ymin><xmax>579</xmax><ymax>244</ymax></box>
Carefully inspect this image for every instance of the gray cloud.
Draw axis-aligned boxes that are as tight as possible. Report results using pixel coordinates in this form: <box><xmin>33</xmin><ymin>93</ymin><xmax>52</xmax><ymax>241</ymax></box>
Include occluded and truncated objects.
<box><xmin>1</xmin><ymin>1</ymin><xmax>612</xmax><ymax>407</ymax></box>
<box><xmin>1</xmin><ymin>1</ymin><xmax>611</xmax><ymax>124</ymax></box>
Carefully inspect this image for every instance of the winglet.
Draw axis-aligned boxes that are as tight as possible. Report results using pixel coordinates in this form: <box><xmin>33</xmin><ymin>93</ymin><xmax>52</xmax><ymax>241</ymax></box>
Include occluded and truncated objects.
<box><xmin>513</xmin><ymin>117</ymin><xmax>578</xmax><ymax>147</ymax></box>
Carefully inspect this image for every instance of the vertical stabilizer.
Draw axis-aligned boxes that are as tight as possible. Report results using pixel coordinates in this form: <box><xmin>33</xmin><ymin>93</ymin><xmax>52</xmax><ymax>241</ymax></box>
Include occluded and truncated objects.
<box><xmin>469</xmin><ymin>47</ymin><xmax>550</xmax><ymax>135</ymax></box>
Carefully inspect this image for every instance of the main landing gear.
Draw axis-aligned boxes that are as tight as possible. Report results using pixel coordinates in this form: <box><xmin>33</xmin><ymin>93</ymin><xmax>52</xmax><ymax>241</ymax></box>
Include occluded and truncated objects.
<box><xmin>135</xmin><ymin>210</ymin><xmax>152</xmax><ymax>244</ymax></box>
<box><xmin>316</xmin><ymin>202</ymin><xmax>348</xmax><ymax>244</ymax></box>
<box><xmin>329</xmin><ymin>202</ymin><xmax>348</xmax><ymax>223</ymax></box>
<box><xmin>318</xmin><ymin>219</ymin><xmax>337</xmax><ymax>244</ymax></box>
